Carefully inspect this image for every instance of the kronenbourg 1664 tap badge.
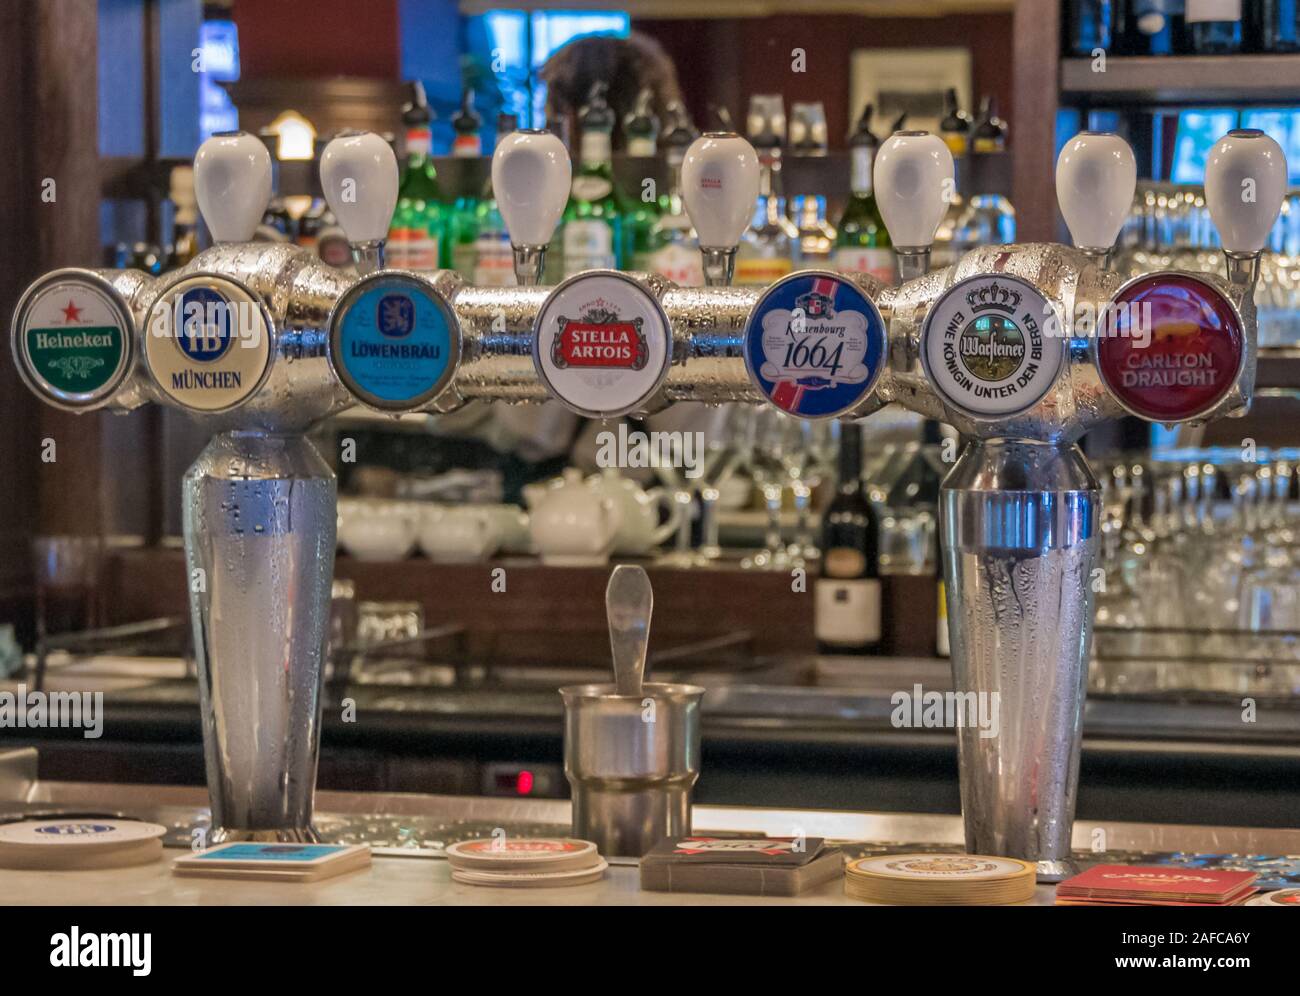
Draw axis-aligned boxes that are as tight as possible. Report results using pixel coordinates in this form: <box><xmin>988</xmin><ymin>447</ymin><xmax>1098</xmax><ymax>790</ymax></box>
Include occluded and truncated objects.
<box><xmin>921</xmin><ymin>273</ymin><xmax>1065</xmax><ymax>419</ymax></box>
<box><xmin>13</xmin><ymin>271</ymin><xmax>132</xmax><ymax>406</ymax></box>
<box><xmin>742</xmin><ymin>271</ymin><xmax>887</xmax><ymax>419</ymax></box>
<box><xmin>144</xmin><ymin>274</ymin><xmax>272</xmax><ymax>412</ymax></box>
<box><xmin>533</xmin><ymin>271</ymin><xmax>672</xmax><ymax>418</ymax></box>
<box><xmin>1095</xmin><ymin>273</ymin><xmax>1243</xmax><ymax>423</ymax></box>
<box><xmin>329</xmin><ymin>272</ymin><xmax>460</xmax><ymax>411</ymax></box>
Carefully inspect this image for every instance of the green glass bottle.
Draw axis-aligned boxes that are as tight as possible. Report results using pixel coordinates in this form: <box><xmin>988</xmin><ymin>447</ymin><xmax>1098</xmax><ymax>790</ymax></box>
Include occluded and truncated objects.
<box><xmin>562</xmin><ymin>82</ymin><xmax>623</xmax><ymax>277</ymax></box>
<box><xmin>622</xmin><ymin>87</ymin><xmax>661</xmax><ymax>272</ymax></box>
<box><xmin>833</xmin><ymin>104</ymin><xmax>893</xmax><ymax>284</ymax></box>
<box><xmin>389</xmin><ymin>81</ymin><xmax>443</xmax><ymax>272</ymax></box>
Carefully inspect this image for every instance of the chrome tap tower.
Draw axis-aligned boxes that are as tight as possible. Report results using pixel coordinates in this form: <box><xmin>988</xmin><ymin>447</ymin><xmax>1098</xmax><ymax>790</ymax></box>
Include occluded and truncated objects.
<box><xmin>10</xmin><ymin>120</ymin><xmax>1285</xmax><ymax>864</ymax></box>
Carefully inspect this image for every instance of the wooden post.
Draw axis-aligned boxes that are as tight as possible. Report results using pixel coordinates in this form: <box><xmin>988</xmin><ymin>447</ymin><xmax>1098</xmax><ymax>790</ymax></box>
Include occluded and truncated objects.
<box><xmin>1012</xmin><ymin>0</ymin><xmax>1062</xmax><ymax>242</ymax></box>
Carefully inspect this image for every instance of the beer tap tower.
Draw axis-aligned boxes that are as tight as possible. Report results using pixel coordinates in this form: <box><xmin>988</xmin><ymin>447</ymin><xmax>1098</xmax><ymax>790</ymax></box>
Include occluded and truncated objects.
<box><xmin>8</xmin><ymin>122</ymin><xmax>1284</xmax><ymax>863</ymax></box>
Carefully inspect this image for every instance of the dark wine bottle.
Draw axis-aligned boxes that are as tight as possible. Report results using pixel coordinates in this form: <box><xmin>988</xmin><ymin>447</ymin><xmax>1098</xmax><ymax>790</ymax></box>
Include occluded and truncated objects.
<box><xmin>1063</xmin><ymin>0</ymin><xmax>1116</xmax><ymax>56</ymax></box>
<box><xmin>815</xmin><ymin>421</ymin><xmax>883</xmax><ymax>656</ymax></box>
<box><xmin>1117</xmin><ymin>0</ymin><xmax>1186</xmax><ymax>55</ymax></box>
<box><xmin>1186</xmin><ymin>0</ymin><xmax>1243</xmax><ymax>54</ymax></box>
<box><xmin>1253</xmin><ymin>0</ymin><xmax>1300</xmax><ymax>52</ymax></box>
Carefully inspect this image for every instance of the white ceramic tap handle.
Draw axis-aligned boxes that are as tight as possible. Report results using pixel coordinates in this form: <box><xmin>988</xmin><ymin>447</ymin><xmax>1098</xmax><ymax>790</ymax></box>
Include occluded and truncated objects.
<box><xmin>874</xmin><ymin>131</ymin><xmax>954</xmax><ymax>279</ymax></box>
<box><xmin>193</xmin><ymin>131</ymin><xmax>272</xmax><ymax>244</ymax></box>
<box><xmin>1055</xmin><ymin>131</ymin><xmax>1136</xmax><ymax>255</ymax></box>
<box><xmin>320</xmin><ymin>131</ymin><xmax>399</xmax><ymax>247</ymax></box>
<box><xmin>1205</xmin><ymin>129</ymin><xmax>1288</xmax><ymax>265</ymax></box>
<box><xmin>681</xmin><ymin>132</ymin><xmax>760</xmax><ymax>286</ymax></box>
<box><xmin>491</xmin><ymin>129</ymin><xmax>571</xmax><ymax>285</ymax></box>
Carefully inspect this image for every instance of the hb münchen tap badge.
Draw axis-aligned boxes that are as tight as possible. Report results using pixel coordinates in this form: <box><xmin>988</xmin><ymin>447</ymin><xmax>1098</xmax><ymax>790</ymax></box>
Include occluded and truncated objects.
<box><xmin>921</xmin><ymin>273</ymin><xmax>1065</xmax><ymax>419</ymax></box>
<box><xmin>742</xmin><ymin>271</ymin><xmax>887</xmax><ymax>419</ymax></box>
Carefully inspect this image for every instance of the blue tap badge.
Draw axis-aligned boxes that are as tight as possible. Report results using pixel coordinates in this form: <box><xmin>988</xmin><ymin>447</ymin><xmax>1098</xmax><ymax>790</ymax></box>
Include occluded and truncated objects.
<box><xmin>331</xmin><ymin>274</ymin><xmax>460</xmax><ymax>410</ymax></box>
<box><xmin>177</xmin><ymin>286</ymin><xmax>235</xmax><ymax>362</ymax></box>
<box><xmin>742</xmin><ymin>271</ymin><xmax>887</xmax><ymax>419</ymax></box>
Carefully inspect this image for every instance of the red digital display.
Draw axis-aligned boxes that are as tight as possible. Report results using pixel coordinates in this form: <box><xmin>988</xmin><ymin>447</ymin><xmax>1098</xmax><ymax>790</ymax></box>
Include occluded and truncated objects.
<box><xmin>1096</xmin><ymin>274</ymin><xmax>1243</xmax><ymax>422</ymax></box>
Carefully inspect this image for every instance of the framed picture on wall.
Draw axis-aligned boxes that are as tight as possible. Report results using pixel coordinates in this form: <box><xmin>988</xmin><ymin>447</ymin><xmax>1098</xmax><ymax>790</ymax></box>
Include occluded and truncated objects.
<box><xmin>849</xmin><ymin>47</ymin><xmax>971</xmax><ymax>135</ymax></box>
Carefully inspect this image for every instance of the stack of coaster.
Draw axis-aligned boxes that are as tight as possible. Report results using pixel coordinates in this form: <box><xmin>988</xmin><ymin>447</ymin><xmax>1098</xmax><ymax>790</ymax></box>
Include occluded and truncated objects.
<box><xmin>846</xmin><ymin>853</ymin><xmax>1037</xmax><ymax>905</ymax></box>
<box><xmin>0</xmin><ymin>818</ymin><xmax>166</xmax><ymax>870</ymax></box>
<box><xmin>446</xmin><ymin>838</ymin><xmax>607</xmax><ymax>888</ymax></box>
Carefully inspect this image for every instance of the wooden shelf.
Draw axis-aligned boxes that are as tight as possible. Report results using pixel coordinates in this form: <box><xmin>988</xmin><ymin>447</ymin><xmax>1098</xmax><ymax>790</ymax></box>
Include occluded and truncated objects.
<box><xmin>1061</xmin><ymin>54</ymin><xmax>1300</xmax><ymax>106</ymax></box>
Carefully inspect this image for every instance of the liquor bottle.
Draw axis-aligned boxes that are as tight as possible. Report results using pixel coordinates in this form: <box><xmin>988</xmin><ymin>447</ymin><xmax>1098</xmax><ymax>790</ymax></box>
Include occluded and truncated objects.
<box><xmin>1063</xmin><ymin>0</ymin><xmax>1115</xmax><ymax>55</ymax></box>
<box><xmin>389</xmin><ymin>81</ymin><xmax>444</xmax><ymax>272</ymax></box>
<box><xmin>793</xmin><ymin>195</ymin><xmax>837</xmax><ymax>264</ymax></box>
<box><xmin>1116</xmin><ymin>0</ymin><xmax>1185</xmax><ymax>55</ymax></box>
<box><xmin>815</xmin><ymin>420</ymin><xmax>883</xmax><ymax>656</ymax></box>
<box><xmin>452</xmin><ymin>89</ymin><xmax>483</xmax><ymax>158</ymax></box>
<box><xmin>734</xmin><ymin>143</ymin><xmax>797</xmax><ymax>285</ymax></box>
<box><xmin>1253</xmin><ymin>0</ymin><xmax>1300</xmax><ymax>52</ymax></box>
<box><xmin>970</xmin><ymin>96</ymin><xmax>1006</xmax><ymax>154</ymax></box>
<box><xmin>561</xmin><ymin>82</ymin><xmax>623</xmax><ymax>277</ymax></box>
<box><xmin>939</xmin><ymin>91</ymin><xmax>971</xmax><ymax>157</ymax></box>
<box><xmin>472</xmin><ymin>113</ymin><xmax>519</xmax><ymax>287</ymax></box>
<box><xmin>644</xmin><ymin>102</ymin><xmax>703</xmax><ymax>285</ymax></box>
<box><xmin>624</xmin><ymin>87</ymin><xmax>659</xmax><ymax>157</ymax></box>
<box><xmin>1185</xmin><ymin>0</ymin><xmax>1243</xmax><ymax>53</ymax></box>
<box><xmin>622</xmin><ymin>89</ymin><xmax>663</xmax><ymax>272</ymax></box>
<box><xmin>167</xmin><ymin>166</ymin><xmax>200</xmax><ymax>269</ymax></box>
<box><xmin>833</xmin><ymin>106</ymin><xmax>894</xmax><ymax>284</ymax></box>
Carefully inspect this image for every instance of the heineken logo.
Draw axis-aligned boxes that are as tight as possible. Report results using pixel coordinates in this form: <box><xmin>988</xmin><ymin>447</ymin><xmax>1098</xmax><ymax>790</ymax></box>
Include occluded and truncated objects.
<box><xmin>15</xmin><ymin>276</ymin><xmax>130</xmax><ymax>403</ymax></box>
<box><xmin>922</xmin><ymin>273</ymin><xmax>1064</xmax><ymax>418</ymax></box>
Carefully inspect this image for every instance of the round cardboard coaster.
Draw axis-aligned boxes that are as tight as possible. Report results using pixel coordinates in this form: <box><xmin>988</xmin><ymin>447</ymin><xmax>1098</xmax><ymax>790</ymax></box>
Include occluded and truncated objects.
<box><xmin>452</xmin><ymin>857</ymin><xmax>609</xmax><ymax>889</ymax></box>
<box><xmin>1247</xmin><ymin>888</ymin><xmax>1300</xmax><ymax>907</ymax></box>
<box><xmin>0</xmin><ymin>818</ymin><xmax>167</xmax><ymax>849</ymax></box>
<box><xmin>445</xmin><ymin>837</ymin><xmax>600</xmax><ymax>872</ymax></box>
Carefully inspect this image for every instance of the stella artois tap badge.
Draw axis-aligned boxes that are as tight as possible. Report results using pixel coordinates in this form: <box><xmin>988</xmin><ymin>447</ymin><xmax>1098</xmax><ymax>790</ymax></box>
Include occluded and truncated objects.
<box><xmin>12</xmin><ymin>270</ymin><xmax>133</xmax><ymax>409</ymax></box>
<box><xmin>922</xmin><ymin>273</ymin><xmax>1065</xmax><ymax>419</ymax></box>
<box><xmin>742</xmin><ymin>271</ymin><xmax>887</xmax><ymax>419</ymax></box>
<box><xmin>533</xmin><ymin>271</ymin><xmax>672</xmax><ymax>418</ymax></box>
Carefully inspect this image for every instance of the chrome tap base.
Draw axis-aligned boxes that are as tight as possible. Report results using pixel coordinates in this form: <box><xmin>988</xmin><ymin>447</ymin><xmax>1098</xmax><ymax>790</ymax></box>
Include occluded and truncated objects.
<box><xmin>942</xmin><ymin>440</ymin><xmax>1099</xmax><ymax>873</ymax></box>
<box><xmin>183</xmin><ymin>431</ymin><xmax>337</xmax><ymax>843</ymax></box>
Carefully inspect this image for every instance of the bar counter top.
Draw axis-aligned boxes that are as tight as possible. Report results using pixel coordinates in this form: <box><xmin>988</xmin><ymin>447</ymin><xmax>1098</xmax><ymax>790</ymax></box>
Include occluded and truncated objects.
<box><xmin>4</xmin><ymin>757</ymin><xmax>1298</xmax><ymax>906</ymax></box>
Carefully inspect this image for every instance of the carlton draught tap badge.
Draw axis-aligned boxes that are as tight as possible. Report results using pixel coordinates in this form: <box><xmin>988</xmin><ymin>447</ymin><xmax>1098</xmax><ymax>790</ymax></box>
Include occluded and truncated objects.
<box><xmin>922</xmin><ymin>273</ymin><xmax>1065</xmax><ymax>418</ymax></box>
<box><xmin>534</xmin><ymin>271</ymin><xmax>672</xmax><ymax>418</ymax></box>
<box><xmin>743</xmin><ymin>271</ymin><xmax>887</xmax><ymax>419</ymax></box>
<box><xmin>13</xmin><ymin>272</ymin><xmax>132</xmax><ymax>406</ymax></box>
<box><xmin>144</xmin><ymin>275</ymin><xmax>271</xmax><ymax>412</ymax></box>
<box><xmin>1095</xmin><ymin>273</ymin><xmax>1244</xmax><ymax>422</ymax></box>
<box><xmin>329</xmin><ymin>272</ymin><xmax>460</xmax><ymax>411</ymax></box>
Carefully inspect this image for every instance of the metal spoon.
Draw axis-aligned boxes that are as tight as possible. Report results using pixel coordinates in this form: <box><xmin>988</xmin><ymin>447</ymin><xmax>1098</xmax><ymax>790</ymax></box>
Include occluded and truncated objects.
<box><xmin>606</xmin><ymin>564</ymin><xmax>652</xmax><ymax>696</ymax></box>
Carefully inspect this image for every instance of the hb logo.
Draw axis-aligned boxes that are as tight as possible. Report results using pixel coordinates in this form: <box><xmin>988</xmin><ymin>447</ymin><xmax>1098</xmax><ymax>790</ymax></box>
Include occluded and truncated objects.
<box><xmin>378</xmin><ymin>294</ymin><xmax>415</xmax><ymax>338</ymax></box>
<box><xmin>177</xmin><ymin>287</ymin><xmax>234</xmax><ymax>362</ymax></box>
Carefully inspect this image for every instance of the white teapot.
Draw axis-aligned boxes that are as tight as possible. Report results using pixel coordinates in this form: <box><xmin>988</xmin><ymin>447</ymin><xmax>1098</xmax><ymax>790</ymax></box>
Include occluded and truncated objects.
<box><xmin>585</xmin><ymin>469</ymin><xmax>682</xmax><ymax>555</ymax></box>
<box><xmin>417</xmin><ymin>506</ymin><xmax>503</xmax><ymax>563</ymax></box>
<box><xmin>525</xmin><ymin>468</ymin><xmax>621</xmax><ymax>566</ymax></box>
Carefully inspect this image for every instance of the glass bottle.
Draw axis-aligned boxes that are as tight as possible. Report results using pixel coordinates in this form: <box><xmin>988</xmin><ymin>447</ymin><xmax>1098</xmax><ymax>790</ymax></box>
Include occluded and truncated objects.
<box><xmin>561</xmin><ymin>82</ymin><xmax>623</xmax><ymax>276</ymax></box>
<box><xmin>734</xmin><ymin>144</ymin><xmax>797</xmax><ymax>285</ymax></box>
<box><xmin>645</xmin><ymin>102</ymin><xmax>703</xmax><ymax>285</ymax></box>
<box><xmin>834</xmin><ymin>105</ymin><xmax>894</xmax><ymax>284</ymax></box>
<box><xmin>939</xmin><ymin>90</ymin><xmax>972</xmax><ymax>157</ymax></box>
<box><xmin>1186</xmin><ymin>0</ymin><xmax>1243</xmax><ymax>53</ymax></box>
<box><xmin>389</xmin><ymin>81</ymin><xmax>443</xmax><ymax>272</ymax></box>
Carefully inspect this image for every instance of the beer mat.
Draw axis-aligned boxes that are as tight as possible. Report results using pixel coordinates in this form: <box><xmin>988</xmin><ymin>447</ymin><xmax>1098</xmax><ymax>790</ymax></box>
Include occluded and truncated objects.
<box><xmin>0</xmin><ymin>837</ymin><xmax>162</xmax><ymax>871</ymax></box>
<box><xmin>173</xmin><ymin>843</ymin><xmax>371</xmax><ymax>882</ymax></box>
<box><xmin>445</xmin><ymin>838</ymin><xmax>600</xmax><ymax>873</ymax></box>
<box><xmin>0</xmin><ymin>818</ymin><xmax>167</xmax><ymax>849</ymax></box>
<box><xmin>452</xmin><ymin>857</ymin><xmax>609</xmax><ymax>888</ymax></box>
<box><xmin>641</xmin><ymin>836</ymin><xmax>831</xmax><ymax>866</ymax></box>
<box><xmin>641</xmin><ymin>846</ymin><xmax>844</xmax><ymax>896</ymax></box>
<box><xmin>1056</xmin><ymin>889</ymin><xmax>1259</xmax><ymax>907</ymax></box>
<box><xmin>1057</xmin><ymin>865</ymin><xmax>1257</xmax><ymax>903</ymax></box>
<box><xmin>845</xmin><ymin>854</ymin><xmax>1036</xmax><ymax>905</ymax></box>
<box><xmin>1246</xmin><ymin>888</ymin><xmax>1300</xmax><ymax>906</ymax></box>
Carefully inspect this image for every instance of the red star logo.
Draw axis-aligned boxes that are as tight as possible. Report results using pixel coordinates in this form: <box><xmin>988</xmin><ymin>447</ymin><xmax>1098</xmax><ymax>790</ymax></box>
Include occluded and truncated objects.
<box><xmin>61</xmin><ymin>299</ymin><xmax>83</xmax><ymax>323</ymax></box>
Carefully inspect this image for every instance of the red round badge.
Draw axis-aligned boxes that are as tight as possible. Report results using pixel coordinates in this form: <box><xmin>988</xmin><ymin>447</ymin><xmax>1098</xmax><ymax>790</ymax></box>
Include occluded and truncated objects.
<box><xmin>1096</xmin><ymin>274</ymin><xmax>1243</xmax><ymax>422</ymax></box>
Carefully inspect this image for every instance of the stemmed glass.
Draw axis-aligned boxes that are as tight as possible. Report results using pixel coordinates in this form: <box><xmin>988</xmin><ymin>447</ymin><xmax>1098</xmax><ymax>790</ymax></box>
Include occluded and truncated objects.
<box><xmin>740</xmin><ymin>409</ymin><xmax>794</xmax><ymax>570</ymax></box>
